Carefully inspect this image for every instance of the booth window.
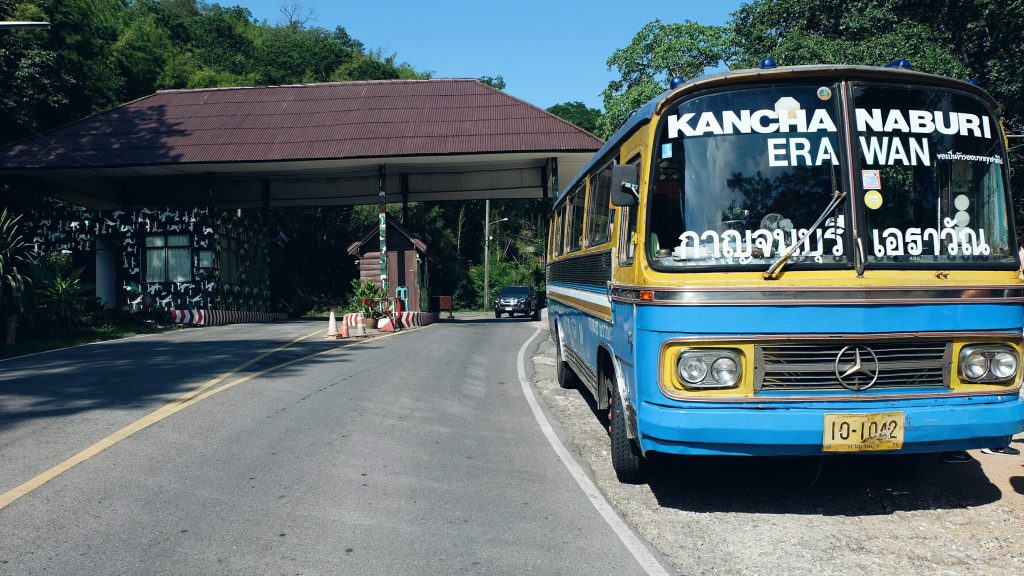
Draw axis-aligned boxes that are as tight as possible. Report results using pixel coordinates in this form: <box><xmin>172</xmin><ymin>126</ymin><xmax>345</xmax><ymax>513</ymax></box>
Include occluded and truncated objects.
<box><xmin>220</xmin><ymin>235</ymin><xmax>240</xmax><ymax>284</ymax></box>
<box><xmin>145</xmin><ymin>234</ymin><xmax>191</xmax><ymax>282</ymax></box>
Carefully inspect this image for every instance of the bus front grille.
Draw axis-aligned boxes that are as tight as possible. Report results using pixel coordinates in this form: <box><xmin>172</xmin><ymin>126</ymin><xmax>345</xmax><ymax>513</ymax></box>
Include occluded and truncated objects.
<box><xmin>756</xmin><ymin>341</ymin><xmax>951</xmax><ymax>391</ymax></box>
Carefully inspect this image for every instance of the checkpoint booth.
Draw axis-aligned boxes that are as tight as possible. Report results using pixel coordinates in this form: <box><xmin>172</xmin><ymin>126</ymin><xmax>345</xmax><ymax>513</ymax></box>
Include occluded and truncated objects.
<box><xmin>347</xmin><ymin>216</ymin><xmax>428</xmax><ymax>313</ymax></box>
<box><xmin>0</xmin><ymin>78</ymin><xmax>602</xmax><ymax>324</ymax></box>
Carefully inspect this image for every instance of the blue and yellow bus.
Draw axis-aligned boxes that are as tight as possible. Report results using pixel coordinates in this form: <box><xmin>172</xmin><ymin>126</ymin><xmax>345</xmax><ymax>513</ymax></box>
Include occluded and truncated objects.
<box><xmin>546</xmin><ymin>63</ymin><xmax>1024</xmax><ymax>482</ymax></box>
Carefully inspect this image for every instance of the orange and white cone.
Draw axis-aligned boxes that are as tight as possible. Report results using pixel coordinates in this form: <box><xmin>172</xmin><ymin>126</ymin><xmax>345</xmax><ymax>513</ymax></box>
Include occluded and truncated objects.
<box><xmin>325</xmin><ymin>311</ymin><xmax>339</xmax><ymax>339</ymax></box>
<box><xmin>339</xmin><ymin>318</ymin><xmax>350</xmax><ymax>338</ymax></box>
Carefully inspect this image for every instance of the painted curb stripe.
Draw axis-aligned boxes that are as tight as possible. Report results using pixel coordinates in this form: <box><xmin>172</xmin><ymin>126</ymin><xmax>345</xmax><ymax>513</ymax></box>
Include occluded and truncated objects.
<box><xmin>515</xmin><ymin>328</ymin><xmax>670</xmax><ymax>576</ymax></box>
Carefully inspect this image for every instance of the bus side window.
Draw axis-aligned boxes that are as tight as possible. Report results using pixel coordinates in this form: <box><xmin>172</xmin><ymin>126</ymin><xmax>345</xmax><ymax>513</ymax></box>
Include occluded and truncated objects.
<box><xmin>568</xmin><ymin>184</ymin><xmax>586</xmax><ymax>252</ymax></box>
<box><xmin>618</xmin><ymin>155</ymin><xmax>642</xmax><ymax>264</ymax></box>
<box><xmin>554</xmin><ymin>203</ymin><xmax>566</xmax><ymax>256</ymax></box>
<box><xmin>586</xmin><ymin>163</ymin><xmax>614</xmax><ymax>246</ymax></box>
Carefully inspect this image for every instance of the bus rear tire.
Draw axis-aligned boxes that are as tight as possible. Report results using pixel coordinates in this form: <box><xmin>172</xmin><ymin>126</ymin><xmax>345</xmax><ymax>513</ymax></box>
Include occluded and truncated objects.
<box><xmin>610</xmin><ymin>384</ymin><xmax>647</xmax><ymax>484</ymax></box>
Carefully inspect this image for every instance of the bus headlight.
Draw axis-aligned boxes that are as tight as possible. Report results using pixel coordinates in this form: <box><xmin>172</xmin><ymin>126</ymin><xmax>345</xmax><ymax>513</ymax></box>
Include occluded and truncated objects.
<box><xmin>678</xmin><ymin>356</ymin><xmax>708</xmax><ymax>383</ymax></box>
<box><xmin>959</xmin><ymin>345</ymin><xmax>1018</xmax><ymax>383</ymax></box>
<box><xmin>963</xmin><ymin>352</ymin><xmax>990</xmax><ymax>380</ymax></box>
<box><xmin>991</xmin><ymin>352</ymin><xmax>1017</xmax><ymax>380</ymax></box>
<box><xmin>711</xmin><ymin>357</ymin><xmax>740</xmax><ymax>386</ymax></box>
<box><xmin>677</xmin><ymin>350</ymin><xmax>742</xmax><ymax>389</ymax></box>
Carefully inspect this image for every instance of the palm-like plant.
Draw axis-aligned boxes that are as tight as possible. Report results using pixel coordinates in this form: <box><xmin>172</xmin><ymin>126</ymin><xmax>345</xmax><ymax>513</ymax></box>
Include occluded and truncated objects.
<box><xmin>0</xmin><ymin>209</ymin><xmax>34</xmax><ymax>344</ymax></box>
<box><xmin>350</xmin><ymin>279</ymin><xmax>386</xmax><ymax>318</ymax></box>
<box><xmin>36</xmin><ymin>267</ymin><xmax>93</xmax><ymax>327</ymax></box>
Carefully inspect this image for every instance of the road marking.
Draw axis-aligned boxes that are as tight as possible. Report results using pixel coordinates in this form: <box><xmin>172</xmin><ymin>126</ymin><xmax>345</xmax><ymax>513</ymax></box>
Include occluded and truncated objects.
<box><xmin>0</xmin><ymin>326</ymin><xmax>419</xmax><ymax>512</ymax></box>
<box><xmin>515</xmin><ymin>328</ymin><xmax>671</xmax><ymax>576</ymax></box>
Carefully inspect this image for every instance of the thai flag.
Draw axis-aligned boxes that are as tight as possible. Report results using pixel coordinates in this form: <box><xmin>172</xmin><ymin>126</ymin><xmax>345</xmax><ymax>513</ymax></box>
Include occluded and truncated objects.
<box><xmin>276</xmin><ymin>226</ymin><xmax>289</xmax><ymax>246</ymax></box>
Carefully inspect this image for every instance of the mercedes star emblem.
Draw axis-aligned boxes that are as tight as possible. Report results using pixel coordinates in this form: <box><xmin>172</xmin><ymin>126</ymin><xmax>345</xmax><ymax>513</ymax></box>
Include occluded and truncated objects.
<box><xmin>834</xmin><ymin>345</ymin><xmax>880</xmax><ymax>391</ymax></box>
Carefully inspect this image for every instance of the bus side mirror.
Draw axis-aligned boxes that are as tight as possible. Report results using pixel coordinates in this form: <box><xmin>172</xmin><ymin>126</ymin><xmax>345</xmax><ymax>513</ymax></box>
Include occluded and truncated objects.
<box><xmin>611</xmin><ymin>164</ymin><xmax>639</xmax><ymax>207</ymax></box>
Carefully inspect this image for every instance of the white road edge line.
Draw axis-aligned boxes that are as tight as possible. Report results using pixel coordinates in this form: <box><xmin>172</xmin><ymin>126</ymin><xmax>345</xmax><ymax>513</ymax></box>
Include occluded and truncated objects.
<box><xmin>515</xmin><ymin>327</ymin><xmax>671</xmax><ymax>576</ymax></box>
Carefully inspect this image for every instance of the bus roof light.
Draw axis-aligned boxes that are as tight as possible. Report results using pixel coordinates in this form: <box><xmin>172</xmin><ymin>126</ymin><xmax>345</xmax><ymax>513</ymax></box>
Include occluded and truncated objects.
<box><xmin>758</xmin><ymin>58</ymin><xmax>777</xmax><ymax>69</ymax></box>
<box><xmin>669</xmin><ymin>76</ymin><xmax>685</xmax><ymax>89</ymax></box>
<box><xmin>884</xmin><ymin>59</ymin><xmax>912</xmax><ymax>69</ymax></box>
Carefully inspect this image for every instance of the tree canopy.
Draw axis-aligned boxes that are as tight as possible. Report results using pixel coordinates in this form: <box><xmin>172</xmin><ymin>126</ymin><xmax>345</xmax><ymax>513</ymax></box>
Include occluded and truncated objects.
<box><xmin>0</xmin><ymin>0</ymin><xmax>428</xmax><ymax>145</ymax></box>
<box><xmin>599</xmin><ymin>1</ymin><xmax>1024</xmax><ymax>139</ymax></box>
<box><xmin>546</xmin><ymin>101</ymin><xmax>602</xmax><ymax>135</ymax></box>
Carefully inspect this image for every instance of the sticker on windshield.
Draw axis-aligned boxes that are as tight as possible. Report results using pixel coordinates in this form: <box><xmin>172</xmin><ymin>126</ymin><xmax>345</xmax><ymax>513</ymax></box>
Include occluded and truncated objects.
<box><xmin>936</xmin><ymin>150</ymin><xmax>1003</xmax><ymax>164</ymax></box>
<box><xmin>861</xmin><ymin>170</ymin><xmax>881</xmax><ymax>189</ymax></box>
<box><xmin>864</xmin><ymin>190</ymin><xmax>884</xmax><ymax>210</ymax></box>
<box><xmin>817</xmin><ymin>87</ymin><xmax>832</xmax><ymax>101</ymax></box>
<box><xmin>954</xmin><ymin>194</ymin><xmax>970</xmax><ymax>211</ymax></box>
<box><xmin>661</xmin><ymin>142</ymin><xmax>673</xmax><ymax>159</ymax></box>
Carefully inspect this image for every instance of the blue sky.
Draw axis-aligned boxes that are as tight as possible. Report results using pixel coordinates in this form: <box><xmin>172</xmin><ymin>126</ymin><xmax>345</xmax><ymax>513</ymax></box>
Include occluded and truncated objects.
<box><xmin>235</xmin><ymin>0</ymin><xmax>744</xmax><ymax>110</ymax></box>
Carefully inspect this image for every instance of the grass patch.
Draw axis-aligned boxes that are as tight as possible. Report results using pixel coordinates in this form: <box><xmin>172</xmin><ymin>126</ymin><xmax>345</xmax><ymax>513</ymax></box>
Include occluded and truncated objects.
<box><xmin>0</xmin><ymin>321</ymin><xmax>182</xmax><ymax>360</ymax></box>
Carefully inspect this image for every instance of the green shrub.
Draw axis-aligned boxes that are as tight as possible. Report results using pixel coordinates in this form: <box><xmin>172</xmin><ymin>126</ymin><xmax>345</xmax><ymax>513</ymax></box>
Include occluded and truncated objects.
<box><xmin>34</xmin><ymin>266</ymin><xmax>98</xmax><ymax>328</ymax></box>
<box><xmin>349</xmin><ymin>279</ymin><xmax>386</xmax><ymax>318</ymax></box>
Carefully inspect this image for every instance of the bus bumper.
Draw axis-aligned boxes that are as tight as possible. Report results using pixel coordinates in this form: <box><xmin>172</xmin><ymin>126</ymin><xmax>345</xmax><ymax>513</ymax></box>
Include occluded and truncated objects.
<box><xmin>637</xmin><ymin>396</ymin><xmax>1024</xmax><ymax>456</ymax></box>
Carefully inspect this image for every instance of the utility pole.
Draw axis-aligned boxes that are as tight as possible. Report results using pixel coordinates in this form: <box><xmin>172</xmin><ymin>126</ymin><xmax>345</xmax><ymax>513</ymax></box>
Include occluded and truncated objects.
<box><xmin>483</xmin><ymin>199</ymin><xmax>489</xmax><ymax>309</ymax></box>
<box><xmin>482</xmin><ymin>199</ymin><xmax>508</xmax><ymax>309</ymax></box>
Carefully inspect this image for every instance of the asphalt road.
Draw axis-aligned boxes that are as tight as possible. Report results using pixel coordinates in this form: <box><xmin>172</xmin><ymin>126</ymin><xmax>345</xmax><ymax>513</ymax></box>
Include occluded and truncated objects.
<box><xmin>0</xmin><ymin>317</ymin><xmax>664</xmax><ymax>575</ymax></box>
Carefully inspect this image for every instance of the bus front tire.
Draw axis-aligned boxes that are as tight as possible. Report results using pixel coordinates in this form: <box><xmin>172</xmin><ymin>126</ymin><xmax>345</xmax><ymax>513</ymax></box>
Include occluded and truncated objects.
<box><xmin>610</xmin><ymin>388</ymin><xmax>647</xmax><ymax>484</ymax></box>
<box><xmin>554</xmin><ymin>330</ymin><xmax>575</xmax><ymax>389</ymax></box>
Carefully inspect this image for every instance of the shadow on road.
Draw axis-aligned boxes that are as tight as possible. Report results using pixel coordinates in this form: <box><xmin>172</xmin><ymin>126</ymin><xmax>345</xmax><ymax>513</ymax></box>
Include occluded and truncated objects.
<box><xmin>642</xmin><ymin>452</ymin><xmax>1002</xmax><ymax>515</ymax></box>
<box><xmin>0</xmin><ymin>325</ymin><xmax>378</xmax><ymax>433</ymax></box>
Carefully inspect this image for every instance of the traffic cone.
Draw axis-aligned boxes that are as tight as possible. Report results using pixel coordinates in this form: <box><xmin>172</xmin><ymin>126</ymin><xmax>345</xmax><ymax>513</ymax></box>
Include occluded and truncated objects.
<box><xmin>325</xmin><ymin>311</ymin><xmax>339</xmax><ymax>339</ymax></box>
<box><xmin>339</xmin><ymin>318</ymin><xmax>350</xmax><ymax>338</ymax></box>
<box><xmin>352</xmin><ymin>315</ymin><xmax>367</xmax><ymax>338</ymax></box>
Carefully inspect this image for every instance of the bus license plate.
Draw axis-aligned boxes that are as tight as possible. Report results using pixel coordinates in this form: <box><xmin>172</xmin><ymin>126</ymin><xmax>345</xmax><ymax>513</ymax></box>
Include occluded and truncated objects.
<box><xmin>823</xmin><ymin>412</ymin><xmax>904</xmax><ymax>452</ymax></box>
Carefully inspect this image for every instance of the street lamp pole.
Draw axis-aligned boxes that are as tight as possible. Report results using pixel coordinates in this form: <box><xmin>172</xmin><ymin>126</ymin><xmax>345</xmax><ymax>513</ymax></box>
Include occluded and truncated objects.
<box><xmin>482</xmin><ymin>198</ymin><xmax>508</xmax><ymax>308</ymax></box>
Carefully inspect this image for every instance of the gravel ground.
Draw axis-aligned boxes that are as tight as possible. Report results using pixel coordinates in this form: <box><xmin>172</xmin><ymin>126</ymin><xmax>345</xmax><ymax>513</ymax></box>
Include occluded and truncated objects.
<box><xmin>530</xmin><ymin>333</ymin><xmax>1024</xmax><ymax>576</ymax></box>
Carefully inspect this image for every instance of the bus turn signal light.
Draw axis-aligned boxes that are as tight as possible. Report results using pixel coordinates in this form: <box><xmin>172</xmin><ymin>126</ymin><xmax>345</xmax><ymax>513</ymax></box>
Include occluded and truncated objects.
<box><xmin>639</xmin><ymin>290</ymin><xmax>654</xmax><ymax>301</ymax></box>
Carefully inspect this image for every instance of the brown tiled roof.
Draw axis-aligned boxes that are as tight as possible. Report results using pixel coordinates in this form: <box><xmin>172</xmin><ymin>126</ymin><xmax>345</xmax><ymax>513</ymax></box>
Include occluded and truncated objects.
<box><xmin>0</xmin><ymin>79</ymin><xmax>602</xmax><ymax>169</ymax></box>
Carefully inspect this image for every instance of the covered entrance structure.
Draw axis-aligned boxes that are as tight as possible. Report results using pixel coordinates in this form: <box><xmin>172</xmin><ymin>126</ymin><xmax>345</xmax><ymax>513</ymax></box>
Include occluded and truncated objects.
<box><xmin>0</xmin><ymin>79</ymin><xmax>602</xmax><ymax>319</ymax></box>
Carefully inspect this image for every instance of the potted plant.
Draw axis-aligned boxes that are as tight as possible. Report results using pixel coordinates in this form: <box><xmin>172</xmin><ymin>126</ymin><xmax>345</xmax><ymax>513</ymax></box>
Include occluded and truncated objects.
<box><xmin>350</xmin><ymin>279</ymin><xmax>386</xmax><ymax>328</ymax></box>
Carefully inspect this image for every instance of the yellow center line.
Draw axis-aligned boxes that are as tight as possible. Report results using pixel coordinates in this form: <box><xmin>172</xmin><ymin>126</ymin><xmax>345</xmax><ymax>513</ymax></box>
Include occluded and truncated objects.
<box><xmin>0</xmin><ymin>326</ymin><xmax>344</xmax><ymax>511</ymax></box>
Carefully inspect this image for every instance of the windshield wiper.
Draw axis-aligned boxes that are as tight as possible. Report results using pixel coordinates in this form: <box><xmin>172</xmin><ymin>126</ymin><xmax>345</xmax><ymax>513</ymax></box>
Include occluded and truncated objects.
<box><xmin>763</xmin><ymin>189</ymin><xmax>847</xmax><ymax>280</ymax></box>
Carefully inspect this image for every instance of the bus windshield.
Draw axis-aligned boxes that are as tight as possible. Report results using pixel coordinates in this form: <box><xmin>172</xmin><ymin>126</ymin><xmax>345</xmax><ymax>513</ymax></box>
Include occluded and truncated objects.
<box><xmin>854</xmin><ymin>83</ymin><xmax>1015</xmax><ymax>266</ymax></box>
<box><xmin>649</xmin><ymin>81</ymin><xmax>1015</xmax><ymax>270</ymax></box>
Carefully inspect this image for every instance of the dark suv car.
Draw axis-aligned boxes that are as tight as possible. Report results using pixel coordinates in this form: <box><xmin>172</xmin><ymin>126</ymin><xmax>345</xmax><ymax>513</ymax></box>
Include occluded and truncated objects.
<box><xmin>494</xmin><ymin>286</ymin><xmax>539</xmax><ymax>319</ymax></box>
